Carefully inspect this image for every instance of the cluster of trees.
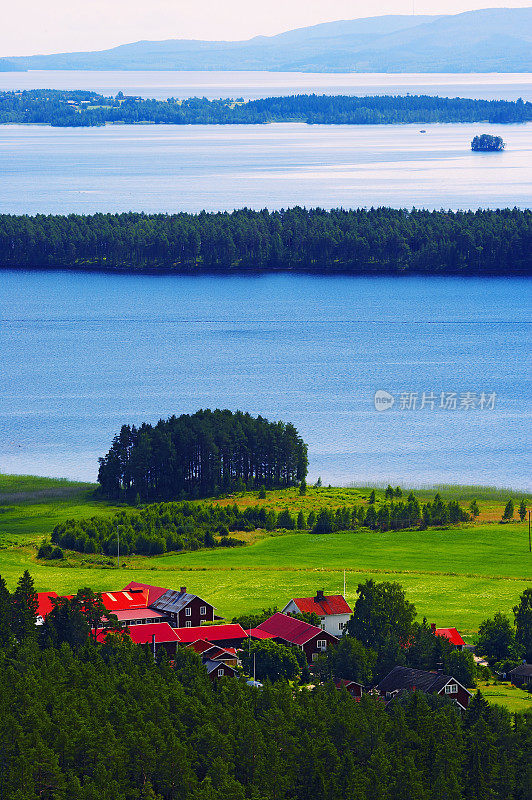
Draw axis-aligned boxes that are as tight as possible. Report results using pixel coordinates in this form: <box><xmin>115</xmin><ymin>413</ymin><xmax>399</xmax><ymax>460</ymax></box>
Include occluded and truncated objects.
<box><xmin>97</xmin><ymin>410</ymin><xmax>308</xmax><ymax>501</ymax></box>
<box><xmin>311</xmin><ymin>492</ymin><xmax>470</xmax><ymax>534</ymax></box>
<box><xmin>471</xmin><ymin>134</ymin><xmax>505</xmax><ymax>152</ymax></box>
<box><xmin>1</xmin><ymin>89</ymin><xmax>531</xmax><ymax>127</ymax></box>
<box><xmin>0</xmin><ymin>207</ymin><xmax>530</xmax><ymax>276</ymax></box>
<box><xmin>49</xmin><ymin>503</ymin><xmax>249</xmax><ymax>557</ymax></box>
<box><xmin>476</xmin><ymin>589</ymin><xmax>532</xmax><ymax>671</ymax></box>
<box><xmin>501</xmin><ymin>498</ymin><xmax>528</xmax><ymax>522</ymax></box>
<box><xmin>2</xmin><ymin>570</ymin><xmax>531</xmax><ymax>799</ymax></box>
<box><xmin>45</xmin><ymin>488</ymin><xmax>472</xmax><ymax>558</ymax></box>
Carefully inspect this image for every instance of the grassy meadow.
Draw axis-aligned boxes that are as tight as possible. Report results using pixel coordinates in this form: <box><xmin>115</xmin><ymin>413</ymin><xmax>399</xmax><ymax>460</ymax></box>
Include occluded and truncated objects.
<box><xmin>1</xmin><ymin>475</ymin><xmax>530</xmax><ymax>637</ymax></box>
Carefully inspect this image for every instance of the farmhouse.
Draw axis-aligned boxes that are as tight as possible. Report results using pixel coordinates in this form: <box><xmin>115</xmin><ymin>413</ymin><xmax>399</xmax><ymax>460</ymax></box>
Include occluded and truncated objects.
<box><xmin>431</xmin><ymin>624</ymin><xmax>466</xmax><ymax>650</ymax></box>
<box><xmin>138</xmin><ymin>584</ymin><xmax>216</xmax><ymax>628</ymax></box>
<box><xmin>251</xmin><ymin>612</ymin><xmax>338</xmax><ymax>663</ymax></box>
<box><xmin>282</xmin><ymin>589</ymin><xmax>352</xmax><ymax>636</ymax></box>
<box><xmin>377</xmin><ymin>666</ymin><xmax>472</xmax><ymax>710</ymax></box>
<box><xmin>509</xmin><ymin>663</ymin><xmax>532</xmax><ymax>688</ymax></box>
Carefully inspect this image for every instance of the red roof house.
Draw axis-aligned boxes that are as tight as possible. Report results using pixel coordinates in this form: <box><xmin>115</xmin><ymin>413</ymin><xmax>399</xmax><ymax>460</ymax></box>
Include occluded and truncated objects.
<box><xmin>282</xmin><ymin>589</ymin><xmax>352</xmax><ymax>636</ymax></box>
<box><xmin>254</xmin><ymin>612</ymin><xmax>338</xmax><ymax>663</ymax></box>
<box><xmin>431</xmin><ymin>624</ymin><xmax>466</xmax><ymax>649</ymax></box>
<box><xmin>246</xmin><ymin>627</ymin><xmax>277</xmax><ymax>640</ymax></box>
<box><xmin>36</xmin><ymin>592</ymin><xmax>58</xmax><ymax>624</ymax></box>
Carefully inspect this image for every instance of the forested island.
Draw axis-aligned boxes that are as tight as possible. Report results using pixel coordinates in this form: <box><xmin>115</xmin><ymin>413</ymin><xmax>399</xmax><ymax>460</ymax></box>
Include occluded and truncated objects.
<box><xmin>1</xmin><ymin>207</ymin><xmax>530</xmax><ymax>276</ymax></box>
<box><xmin>471</xmin><ymin>134</ymin><xmax>505</xmax><ymax>151</ymax></box>
<box><xmin>97</xmin><ymin>410</ymin><xmax>308</xmax><ymax>501</ymax></box>
<box><xmin>1</xmin><ymin>90</ymin><xmax>531</xmax><ymax>126</ymax></box>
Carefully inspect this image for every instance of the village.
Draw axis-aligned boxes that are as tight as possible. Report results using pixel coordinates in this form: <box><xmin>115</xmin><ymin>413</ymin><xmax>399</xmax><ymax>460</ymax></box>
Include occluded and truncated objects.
<box><xmin>34</xmin><ymin>581</ymin><xmax>500</xmax><ymax>710</ymax></box>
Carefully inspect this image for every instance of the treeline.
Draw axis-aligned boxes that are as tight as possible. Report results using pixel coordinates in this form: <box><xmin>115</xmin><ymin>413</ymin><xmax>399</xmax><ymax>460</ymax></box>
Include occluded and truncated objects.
<box><xmin>1</xmin><ymin>570</ymin><xmax>531</xmax><ymax>800</ymax></box>
<box><xmin>46</xmin><ymin>491</ymin><xmax>471</xmax><ymax>557</ymax></box>
<box><xmin>1</xmin><ymin>89</ymin><xmax>531</xmax><ymax>126</ymax></box>
<box><xmin>1</xmin><ymin>207</ymin><xmax>531</xmax><ymax>276</ymax></box>
<box><xmin>97</xmin><ymin>410</ymin><xmax>308</xmax><ymax>501</ymax></box>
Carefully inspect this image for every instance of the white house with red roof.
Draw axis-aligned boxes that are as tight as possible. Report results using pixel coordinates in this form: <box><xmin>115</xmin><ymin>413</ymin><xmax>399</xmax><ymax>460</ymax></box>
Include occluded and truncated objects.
<box><xmin>282</xmin><ymin>589</ymin><xmax>352</xmax><ymax>636</ymax></box>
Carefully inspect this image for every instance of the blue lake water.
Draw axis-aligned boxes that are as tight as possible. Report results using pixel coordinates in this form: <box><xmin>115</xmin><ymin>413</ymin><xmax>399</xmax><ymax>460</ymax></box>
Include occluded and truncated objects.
<box><xmin>1</xmin><ymin>270</ymin><xmax>530</xmax><ymax>489</ymax></box>
<box><xmin>1</xmin><ymin>122</ymin><xmax>530</xmax><ymax>215</ymax></box>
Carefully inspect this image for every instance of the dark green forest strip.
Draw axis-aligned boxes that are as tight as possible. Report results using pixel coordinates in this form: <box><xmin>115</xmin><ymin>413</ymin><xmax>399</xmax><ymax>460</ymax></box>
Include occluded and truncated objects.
<box><xmin>1</xmin><ymin>90</ymin><xmax>531</xmax><ymax>126</ymax></box>
<box><xmin>1</xmin><ymin>207</ymin><xmax>530</xmax><ymax>275</ymax></box>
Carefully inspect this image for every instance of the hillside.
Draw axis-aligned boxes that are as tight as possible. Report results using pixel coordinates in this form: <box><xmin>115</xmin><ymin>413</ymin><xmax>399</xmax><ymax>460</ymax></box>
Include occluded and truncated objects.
<box><xmin>7</xmin><ymin>8</ymin><xmax>532</xmax><ymax>73</ymax></box>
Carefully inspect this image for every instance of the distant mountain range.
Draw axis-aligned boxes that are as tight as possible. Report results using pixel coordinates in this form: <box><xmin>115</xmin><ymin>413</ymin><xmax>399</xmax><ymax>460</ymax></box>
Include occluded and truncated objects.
<box><xmin>6</xmin><ymin>8</ymin><xmax>532</xmax><ymax>73</ymax></box>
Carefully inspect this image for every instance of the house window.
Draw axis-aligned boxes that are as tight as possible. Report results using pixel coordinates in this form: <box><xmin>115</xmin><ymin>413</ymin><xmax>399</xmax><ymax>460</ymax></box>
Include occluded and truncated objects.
<box><xmin>185</xmin><ymin>607</ymin><xmax>192</xmax><ymax>617</ymax></box>
<box><xmin>312</xmin><ymin>653</ymin><xmax>319</xmax><ymax>662</ymax></box>
<box><xmin>338</xmin><ymin>622</ymin><xmax>344</xmax><ymax>630</ymax></box>
<box><xmin>185</xmin><ymin>621</ymin><xmax>192</xmax><ymax>628</ymax></box>
<box><xmin>445</xmin><ymin>684</ymin><xmax>458</xmax><ymax>694</ymax></box>
<box><xmin>317</xmin><ymin>639</ymin><xmax>326</xmax><ymax>650</ymax></box>
<box><xmin>200</xmin><ymin>606</ymin><xmax>206</xmax><ymax>616</ymax></box>
<box><xmin>218</xmin><ymin>668</ymin><xmax>224</xmax><ymax>677</ymax></box>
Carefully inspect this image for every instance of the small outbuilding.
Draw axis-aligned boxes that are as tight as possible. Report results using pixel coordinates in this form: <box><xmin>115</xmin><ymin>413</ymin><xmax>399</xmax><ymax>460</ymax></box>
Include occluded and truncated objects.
<box><xmin>509</xmin><ymin>663</ymin><xmax>532</xmax><ymax>688</ymax></box>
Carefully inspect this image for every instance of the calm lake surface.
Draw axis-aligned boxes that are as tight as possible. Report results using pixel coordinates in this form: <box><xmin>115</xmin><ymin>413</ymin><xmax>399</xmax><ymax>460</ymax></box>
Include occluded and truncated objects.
<box><xmin>1</xmin><ymin>270</ymin><xmax>530</xmax><ymax>489</ymax></box>
<box><xmin>1</xmin><ymin>122</ymin><xmax>531</xmax><ymax>214</ymax></box>
<box><xmin>0</xmin><ymin>70</ymin><xmax>531</xmax><ymax>101</ymax></box>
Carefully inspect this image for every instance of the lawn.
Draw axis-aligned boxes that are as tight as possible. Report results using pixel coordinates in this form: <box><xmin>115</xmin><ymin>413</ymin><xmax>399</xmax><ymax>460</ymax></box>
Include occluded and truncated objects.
<box><xmin>1</xmin><ymin>475</ymin><xmax>530</xmax><ymax>634</ymax></box>
<box><xmin>476</xmin><ymin>681</ymin><xmax>532</xmax><ymax>714</ymax></box>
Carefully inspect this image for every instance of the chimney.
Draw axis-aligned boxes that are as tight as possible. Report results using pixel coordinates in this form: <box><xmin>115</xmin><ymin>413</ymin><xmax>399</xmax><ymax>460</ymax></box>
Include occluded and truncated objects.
<box><xmin>431</xmin><ymin>623</ymin><xmax>436</xmax><ymax>633</ymax></box>
<box><xmin>180</xmin><ymin>586</ymin><xmax>186</xmax><ymax>594</ymax></box>
<box><xmin>316</xmin><ymin>589</ymin><xmax>325</xmax><ymax>602</ymax></box>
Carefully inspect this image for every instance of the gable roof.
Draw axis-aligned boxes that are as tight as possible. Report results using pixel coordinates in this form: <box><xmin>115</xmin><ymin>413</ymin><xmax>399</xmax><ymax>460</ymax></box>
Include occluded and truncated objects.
<box><xmin>204</xmin><ymin>659</ymin><xmax>236</xmax><ymax>676</ymax></box>
<box><xmin>509</xmin><ymin>663</ymin><xmax>532</xmax><ymax>677</ymax></box>
<box><xmin>435</xmin><ymin>627</ymin><xmax>466</xmax><ymax>647</ymax></box>
<box><xmin>100</xmin><ymin>589</ymin><xmax>149</xmax><ymax>612</ymax></box>
<box><xmin>377</xmin><ymin>666</ymin><xmax>469</xmax><ymax>696</ymax></box>
<box><xmin>290</xmin><ymin>595</ymin><xmax>352</xmax><ymax>617</ymax></box>
<box><xmin>151</xmin><ymin>587</ymin><xmax>214</xmax><ymax>615</ymax></box>
<box><xmin>123</xmin><ymin>581</ymin><xmax>169</xmax><ymax>605</ymax></box>
<box><xmin>187</xmin><ymin>639</ymin><xmax>215</xmax><ymax>654</ymax></box>
<box><xmin>36</xmin><ymin>592</ymin><xmax>58</xmax><ymax>620</ymax></box>
<box><xmin>255</xmin><ymin>612</ymin><xmax>337</xmax><ymax>646</ymax></box>
<box><xmin>95</xmin><ymin>622</ymin><xmax>181</xmax><ymax>645</ymax></box>
<box><xmin>173</xmin><ymin>624</ymin><xmax>247</xmax><ymax>644</ymax></box>
<box><xmin>335</xmin><ymin>678</ymin><xmax>364</xmax><ymax>689</ymax></box>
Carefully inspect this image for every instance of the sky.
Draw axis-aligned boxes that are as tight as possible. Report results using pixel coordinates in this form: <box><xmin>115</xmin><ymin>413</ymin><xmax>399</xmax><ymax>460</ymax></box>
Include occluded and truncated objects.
<box><xmin>2</xmin><ymin>1</ymin><xmax>531</xmax><ymax>57</ymax></box>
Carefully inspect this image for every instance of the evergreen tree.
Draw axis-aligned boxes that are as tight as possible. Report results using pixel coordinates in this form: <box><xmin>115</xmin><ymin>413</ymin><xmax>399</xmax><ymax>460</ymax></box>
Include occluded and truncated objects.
<box><xmin>11</xmin><ymin>570</ymin><xmax>38</xmax><ymax>641</ymax></box>
<box><xmin>518</xmin><ymin>499</ymin><xmax>527</xmax><ymax>522</ymax></box>
<box><xmin>513</xmin><ymin>588</ymin><xmax>532</xmax><ymax>662</ymax></box>
<box><xmin>502</xmin><ymin>499</ymin><xmax>514</xmax><ymax>521</ymax></box>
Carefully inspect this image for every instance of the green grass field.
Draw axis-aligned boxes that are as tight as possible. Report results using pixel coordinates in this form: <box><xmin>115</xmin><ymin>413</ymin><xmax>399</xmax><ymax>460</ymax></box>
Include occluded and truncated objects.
<box><xmin>1</xmin><ymin>475</ymin><xmax>530</xmax><ymax>636</ymax></box>
<box><xmin>476</xmin><ymin>681</ymin><xmax>532</xmax><ymax>714</ymax></box>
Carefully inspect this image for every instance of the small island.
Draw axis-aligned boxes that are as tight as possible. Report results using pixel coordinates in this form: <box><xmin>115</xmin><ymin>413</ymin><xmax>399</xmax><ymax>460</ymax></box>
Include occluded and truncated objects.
<box><xmin>471</xmin><ymin>134</ymin><xmax>505</xmax><ymax>152</ymax></box>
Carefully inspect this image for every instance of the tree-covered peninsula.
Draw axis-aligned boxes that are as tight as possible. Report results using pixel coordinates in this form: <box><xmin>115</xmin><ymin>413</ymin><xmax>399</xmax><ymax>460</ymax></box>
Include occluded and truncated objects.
<box><xmin>0</xmin><ymin>207</ymin><xmax>530</xmax><ymax>276</ymax></box>
<box><xmin>0</xmin><ymin>90</ymin><xmax>531</xmax><ymax>126</ymax></box>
